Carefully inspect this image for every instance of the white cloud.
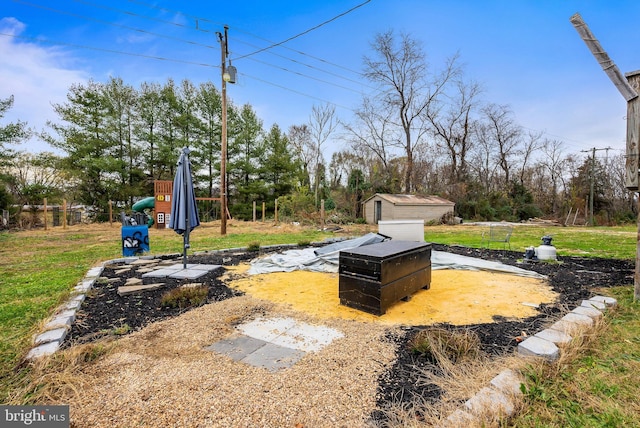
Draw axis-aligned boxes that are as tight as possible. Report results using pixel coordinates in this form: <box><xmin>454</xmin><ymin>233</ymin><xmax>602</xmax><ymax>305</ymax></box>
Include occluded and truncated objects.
<box><xmin>0</xmin><ymin>17</ymin><xmax>88</xmax><ymax>152</ymax></box>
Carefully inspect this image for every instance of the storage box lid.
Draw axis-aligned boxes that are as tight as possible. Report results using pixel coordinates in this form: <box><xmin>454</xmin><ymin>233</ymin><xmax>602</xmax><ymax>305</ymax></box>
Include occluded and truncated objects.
<box><xmin>340</xmin><ymin>240</ymin><xmax>430</xmax><ymax>259</ymax></box>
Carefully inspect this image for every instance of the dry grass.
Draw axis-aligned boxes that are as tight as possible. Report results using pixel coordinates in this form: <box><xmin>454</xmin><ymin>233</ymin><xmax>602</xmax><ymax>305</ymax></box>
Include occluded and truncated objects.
<box><xmin>8</xmin><ymin>340</ymin><xmax>118</xmax><ymax>405</ymax></box>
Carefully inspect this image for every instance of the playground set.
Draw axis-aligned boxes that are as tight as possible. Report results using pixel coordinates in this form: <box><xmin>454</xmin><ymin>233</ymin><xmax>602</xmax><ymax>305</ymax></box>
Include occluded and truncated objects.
<box><xmin>120</xmin><ymin>181</ymin><xmax>221</xmax><ymax>256</ymax></box>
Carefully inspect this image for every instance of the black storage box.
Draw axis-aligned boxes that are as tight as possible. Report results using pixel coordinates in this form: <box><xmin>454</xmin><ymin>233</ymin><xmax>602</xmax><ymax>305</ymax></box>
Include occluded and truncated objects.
<box><xmin>339</xmin><ymin>240</ymin><xmax>432</xmax><ymax>315</ymax></box>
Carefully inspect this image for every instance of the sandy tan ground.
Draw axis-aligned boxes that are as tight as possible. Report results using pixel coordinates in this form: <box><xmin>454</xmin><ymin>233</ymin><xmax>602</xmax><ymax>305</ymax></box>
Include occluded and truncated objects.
<box><xmin>60</xmin><ymin>268</ymin><xmax>556</xmax><ymax>427</ymax></box>
<box><xmin>225</xmin><ymin>266</ymin><xmax>558</xmax><ymax>325</ymax></box>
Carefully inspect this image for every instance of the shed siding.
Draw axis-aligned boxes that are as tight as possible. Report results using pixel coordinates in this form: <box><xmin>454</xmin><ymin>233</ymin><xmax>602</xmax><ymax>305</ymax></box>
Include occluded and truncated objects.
<box><xmin>363</xmin><ymin>194</ymin><xmax>454</xmax><ymax>224</ymax></box>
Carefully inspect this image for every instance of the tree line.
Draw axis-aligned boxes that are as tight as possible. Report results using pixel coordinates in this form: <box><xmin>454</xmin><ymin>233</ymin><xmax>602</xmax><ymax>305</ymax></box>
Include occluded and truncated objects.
<box><xmin>0</xmin><ymin>30</ymin><xmax>635</xmax><ymax>227</ymax></box>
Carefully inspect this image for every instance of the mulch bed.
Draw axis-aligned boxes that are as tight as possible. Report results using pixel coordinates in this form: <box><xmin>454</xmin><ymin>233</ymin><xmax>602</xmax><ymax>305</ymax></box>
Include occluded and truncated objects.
<box><xmin>64</xmin><ymin>243</ymin><xmax>634</xmax><ymax>423</ymax></box>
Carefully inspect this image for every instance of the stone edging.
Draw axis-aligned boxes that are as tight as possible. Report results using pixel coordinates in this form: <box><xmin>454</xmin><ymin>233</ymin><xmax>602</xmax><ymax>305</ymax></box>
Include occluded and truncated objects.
<box><xmin>439</xmin><ymin>295</ymin><xmax>617</xmax><ymax>427</ymax></box>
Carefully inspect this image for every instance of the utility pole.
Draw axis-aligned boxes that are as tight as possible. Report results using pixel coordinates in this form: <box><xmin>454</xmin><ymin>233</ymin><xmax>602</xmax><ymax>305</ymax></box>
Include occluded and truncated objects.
<box><xmin>217</xmin><ymin>26</ymin><xmax>236</xmax><ymax>236</ymax></box>
<box><xmin>571</xmin><ymin>12</ymin><xmax>640</xmax><ymax>300</ymax></box>
<box><xmin>581</xmin><ymin>147</ymin><xmax>612</xmax><ymax>226</ymax></box>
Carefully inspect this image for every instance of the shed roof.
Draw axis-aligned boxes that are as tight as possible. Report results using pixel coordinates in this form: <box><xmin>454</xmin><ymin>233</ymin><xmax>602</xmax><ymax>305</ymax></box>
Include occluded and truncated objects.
<box><xmin>363</xmin><ymin>193</ymin><xmax>454</xmax><ymax>206</ymax></box>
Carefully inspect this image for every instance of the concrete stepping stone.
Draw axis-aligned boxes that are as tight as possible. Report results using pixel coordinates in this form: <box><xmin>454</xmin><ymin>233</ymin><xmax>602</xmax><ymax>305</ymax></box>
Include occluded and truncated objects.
<box><xmin>207</xmin><ymin>316</ymin><xmax>343</xmax><ymax>371</ymax></box>
<box><xmin>130</xmin><ymin>259</ymin><xmax>159</xmax><ymax>266</ymax></box>
<box><xmin>117</xmin><ymin>283</ymin><xmax>164</xmax><ymax>296</ymax></box>
<box><xmin>125</xmin><ymin>277</ymin><xmax>143</xmax><ymax>286</ymax></box>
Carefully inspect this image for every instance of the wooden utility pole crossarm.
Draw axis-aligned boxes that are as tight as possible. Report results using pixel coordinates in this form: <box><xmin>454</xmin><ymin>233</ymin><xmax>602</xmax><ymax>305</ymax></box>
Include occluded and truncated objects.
<box><xmin>570</xmin><ymin>13</ymin><xmax>638</xmax><ymax>102</ymax></box>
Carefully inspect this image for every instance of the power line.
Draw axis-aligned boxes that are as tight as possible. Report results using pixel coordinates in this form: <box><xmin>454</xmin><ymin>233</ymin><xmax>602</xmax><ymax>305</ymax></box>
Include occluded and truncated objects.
<box><xmin>12</xmin><ymin>0</ymin><xmax>218</xmax><ymax>49</ymax></box>
<box><xmin>234</xmin><ymin>0</ymin><xmax>371</xmax><ymax>61</ymax></box>
<box><xmin>72</xmin><ymin>0</ymin><xmax>368</xmax><ymax>79</ymax></box>
<box><xmin>0</xmin><ymin>32</ymin><xmax>218</xmax><ymax>69</ymax></box>
<box><xmin>14</xmin><ymin>0</ymin><xmax>374</xmax><ymax>95</ymax></box>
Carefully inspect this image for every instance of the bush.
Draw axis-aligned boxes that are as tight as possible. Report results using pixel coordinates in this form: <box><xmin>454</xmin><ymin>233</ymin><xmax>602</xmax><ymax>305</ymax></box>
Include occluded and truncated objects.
<box><xmin>160</xmin><ymin>285</ymin><xmax>208</xmax><ymax>309</ymax></box>
<box><xmin>409</xmin><ymin>327</ymin><xmax>481</xmax><ymax>364</ymax></box>
<box><xmin>246</xmin><ymin>241</ymin><xmax>261</xmax><ymax>252</ymax></box>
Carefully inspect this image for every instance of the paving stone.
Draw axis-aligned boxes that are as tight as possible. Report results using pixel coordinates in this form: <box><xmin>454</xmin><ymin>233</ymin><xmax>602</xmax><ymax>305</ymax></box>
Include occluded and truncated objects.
<box><xmin>26</xmin><ymin>342</ymin><xmax>60</xmax><ymax>359</ymax></box>
<box><xmin>489</xmin><ymin>369</ymin><xmax>524</xmax><ymax>395</ymax></box>
<box><xmin>571</xmin><ymin>306</ymin><xmax>602</xmax><ymax>319</ymax></box>
<box><xmin>35</xmin><ymin>328</ymin><xmax>67</xmax><ymax>345</ymax></box>
<box><xmin>169</xmin><ymin>269</ymin><xmax>209</xmax><ymax>280</ymax></box>
<box><xmin>142</xmin><ymin>268</ymin><xmax>180</xmax><ymax>278</ymax></box>
<box><xmin>206</xmin><ymin>335</ymin><xmax>269</xmax><ymax>361</ymax></box>
<box><xmin>240</xmin><ymin>342</ymin><xmax>306</xmax><ymax>372</ymax></box>
<box><xmin>130</xmin><ymin>258</ymin><xmax>159</xmax><ymax>266</ymax></box>
<box><xmin>124</xmin><ymin>277</ymin><xmax>143</xmax><ymax>286</ymax></box>
<box><xmin>239</xmin><ymin>317</ymin><xmax>298</xmax><ymax>343</ymax></box>
<box><xmin>561</xmin><ymin>312</ymin><xmax>594</xmax><ymax>327</ymax></box>
<box><xmin>181</xmin><ymin>282</ymin><xmax>204</xmax><ymax>288</ymax></box>
<box><xmin>589</xmin><ymin>295</ymin><xmax>617</xmax><ymax>307</ymax></box>
<box><xmin>517</xmin><ymin>336</ymin><xmax>559</xmax><ymax>361</ymax></box>
<box><xmin>114</xmin><ymin>267</ymin><xmax>133</xmax><ymax>275</ymax></box>
<box><xmin>581</xmin><ymin>299</ymin><xmax>607</xmax><ymax>310</ymax></box>
<box><xmin>464</xmin><ymin>386</ymin><xmax>515</xmax><ymax>416</ymax></box>
<box><xmin>117</xmin><ymin>283</ymin><xmax>164</xmax><ymax>296</ymax></box>
<box><xmin>534</xmin><ymin>328</ymin><xmax>572</xmax><ymax>345</ymax></box>
<box><xmin>269</xmin><ymin>322</ymin><xmax>344</xmax><ymax>352</ymax></box>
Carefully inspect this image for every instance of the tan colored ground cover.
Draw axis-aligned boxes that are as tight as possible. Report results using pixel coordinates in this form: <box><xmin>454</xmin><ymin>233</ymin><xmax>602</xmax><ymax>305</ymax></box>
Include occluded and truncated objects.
<box><xmin>62</xmin><ymin>296</ymin><xmax>398</xmax><ymax>427</ymax></box>
<box><xmin>225</xmin><ymin>265</ymin><xmax>557</xmax><ymax>325</ymax></box>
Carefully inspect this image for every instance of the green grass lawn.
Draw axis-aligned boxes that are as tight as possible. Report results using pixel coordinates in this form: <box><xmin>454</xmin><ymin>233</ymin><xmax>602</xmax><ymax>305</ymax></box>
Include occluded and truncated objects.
<box><xmin>0</xmin><ymin>221</ymin><xmax>638</xmax><ymax>426</ymax></box>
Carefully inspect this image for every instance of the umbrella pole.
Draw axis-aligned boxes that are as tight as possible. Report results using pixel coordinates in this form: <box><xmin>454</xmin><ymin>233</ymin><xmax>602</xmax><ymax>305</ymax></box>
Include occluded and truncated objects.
<box><xmin>182</xmin><ymin>156</ymin><xmax>189</xmax><ymax>269</ymax></box>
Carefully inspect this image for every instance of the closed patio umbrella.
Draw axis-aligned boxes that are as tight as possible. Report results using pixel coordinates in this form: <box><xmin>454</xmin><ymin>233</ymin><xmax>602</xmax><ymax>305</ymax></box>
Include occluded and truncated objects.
<box><xmin>169</xmin><ymin>147</ymin><xmax>200</xmax><ymax>268</ymax></box>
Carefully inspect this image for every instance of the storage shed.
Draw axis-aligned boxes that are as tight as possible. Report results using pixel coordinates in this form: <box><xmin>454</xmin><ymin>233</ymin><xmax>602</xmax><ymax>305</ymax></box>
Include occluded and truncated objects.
<box><xmin>363</xmin><ymin>194</ymin><xmax>455</xmax><ymax>224</ymax></box>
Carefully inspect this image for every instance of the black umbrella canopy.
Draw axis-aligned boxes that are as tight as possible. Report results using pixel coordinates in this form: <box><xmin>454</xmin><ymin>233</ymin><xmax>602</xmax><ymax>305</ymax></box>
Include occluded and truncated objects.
<box><xmin>169</xmin><ymin>147</ymin><xmax>200</xmax><ymax>268</ymax></box>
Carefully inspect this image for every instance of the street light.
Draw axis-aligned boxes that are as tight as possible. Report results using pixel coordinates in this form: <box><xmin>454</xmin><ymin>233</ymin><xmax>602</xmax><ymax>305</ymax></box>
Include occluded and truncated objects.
<box><xmin>217</xmin><ymin>25</ymin><xmax>236</xmax><ymax>235</ymax></box>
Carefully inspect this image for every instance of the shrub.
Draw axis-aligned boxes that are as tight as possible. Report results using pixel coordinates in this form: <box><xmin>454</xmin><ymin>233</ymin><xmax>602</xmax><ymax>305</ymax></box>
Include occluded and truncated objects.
<box><xmin>246</xmin><ymin>241</ymin><xmax>261</xmax><ymax>252</ymax></box>
<box><xmin>160</xmin><ymin>285</ymin><xmax>208</xmax><ymax>309</ymax></box>
<box><xmin>409</xmin><ymin>327</ymin><xmax>481</xmax><ymax>364</ymax></box>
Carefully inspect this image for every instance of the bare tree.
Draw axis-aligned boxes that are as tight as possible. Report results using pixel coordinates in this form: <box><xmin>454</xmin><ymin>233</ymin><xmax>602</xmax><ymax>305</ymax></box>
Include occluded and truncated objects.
<box><xmin>516</xmin><ymin>130</ymin><xmax>544</xmax><ymax>186</ymax></box>
<box><xmin>288</xmin><ymin>124</ymin><xmax>313</xmax><ymax>187</ymax></box>
<box><xmin>362</xmin><ymin>30</ymin><xmax>459</xmax><ymax>192</ymax></box>
<box><xmin>426</xmin><ymin>79</ymin><xmax>482</xmax><ymax>184</ymax></box>
<box><xmin>309</xmin><ymin>104</ymin><xmax>338</xmax><ymax>206</ymax></box>
<box><xmin>480</xmin><ymin>103</ymin><xmax>521</xmax><ymax>185</ymax></box>
<box><xmin>342</xmin><ymin>96</ymin><xmax>397</xmax><ymax>177</ymax></box>
<box><xmin>540</xmin><ymin>139</ymin><xmax>568</xmax><ymax>215</ymax></box>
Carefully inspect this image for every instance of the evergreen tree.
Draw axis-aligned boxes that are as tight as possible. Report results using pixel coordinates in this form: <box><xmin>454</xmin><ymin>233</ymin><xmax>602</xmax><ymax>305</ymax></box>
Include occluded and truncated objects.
<box><xmin>263</xmin><ymin>124</ymin><xmax>300</xmax><ymax>199</ymax></box>
<box><xmin>229</xmin><ymin>104</ymin><xmax>266</xmax><ymax>218</ymax></box>
<box><xmin>48</xmin><ymin>80</ymin><xmax>120</xmax><ymax>213</ymax></box>
<box><xmin>0</xmin><ymin>95</ymin><xmax>30</xmax><ymax>167</ymax></box>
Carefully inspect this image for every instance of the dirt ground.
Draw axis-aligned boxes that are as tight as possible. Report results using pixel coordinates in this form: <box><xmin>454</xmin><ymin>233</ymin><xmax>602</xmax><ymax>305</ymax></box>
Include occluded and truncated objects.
<box><xmin>59</xmin><ymin>243</ymin><xmax>633</xmax><ymax>427</ymax></box>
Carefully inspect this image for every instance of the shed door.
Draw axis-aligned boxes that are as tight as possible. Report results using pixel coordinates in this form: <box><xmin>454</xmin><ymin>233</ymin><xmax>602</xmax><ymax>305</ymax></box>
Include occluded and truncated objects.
<box><xmin>374</xmin><ymin>200</ymin><xmax>382</xmax><ymax>224</ymax></box>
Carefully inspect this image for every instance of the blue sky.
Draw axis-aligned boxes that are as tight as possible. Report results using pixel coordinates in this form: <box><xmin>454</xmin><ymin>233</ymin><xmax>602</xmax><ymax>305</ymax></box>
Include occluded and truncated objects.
<box><xmin>2</xmin><ymin>0</ymin><xmax>639</xmax><ymax>159</ymax></box>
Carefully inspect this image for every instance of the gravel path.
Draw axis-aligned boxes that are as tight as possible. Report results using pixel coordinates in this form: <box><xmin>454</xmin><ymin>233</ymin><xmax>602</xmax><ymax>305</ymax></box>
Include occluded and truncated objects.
<box><xmin>65</xmin><ymin>296</ymin><xmax>399</xmax><ymax>428</ymax></box>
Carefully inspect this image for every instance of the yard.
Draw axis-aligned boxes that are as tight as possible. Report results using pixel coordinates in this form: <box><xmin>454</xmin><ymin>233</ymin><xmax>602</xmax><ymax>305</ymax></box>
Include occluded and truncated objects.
<box><xmin>1</xmin><ymin>221</ymin><xmax>639</xmax><ymax>426</ymax></box>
